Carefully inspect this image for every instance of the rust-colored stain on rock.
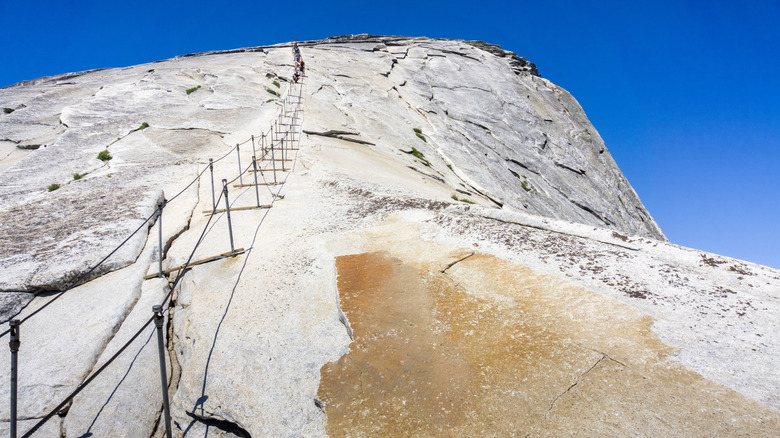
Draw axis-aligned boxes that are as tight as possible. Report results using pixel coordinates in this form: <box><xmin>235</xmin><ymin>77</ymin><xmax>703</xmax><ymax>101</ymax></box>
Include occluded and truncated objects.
<box><xmin>319</xmin><ymin>251</ymin><xmax>780</xmax><ymax>436</ymax></box>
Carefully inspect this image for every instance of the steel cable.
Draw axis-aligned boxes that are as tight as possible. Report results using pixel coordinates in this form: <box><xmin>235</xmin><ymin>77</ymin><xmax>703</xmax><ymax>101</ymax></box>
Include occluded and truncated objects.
<box><xmin>12</xmin><ymin>46</ymin><xmax>305</xmax><ymax>436</ymax></box>
<box><xmin>23</xmin><ymin>188</ymin><xmax>228</xmax><ymax>436</ymax></box>
<box><xmin>0</xmin><ymin>205</ymin><xmax>161</xmax><ymax>338</ymax></box>
<box><xmin>2</xmin><ymin>141</ymin><xmax>245</xmax><ymax>335</ymax></box>
<box><xmin>22</xmin><ymin>316</ymin><xmax>155</xmax><ymax>437</ymax></box>
<box><xmin>166</xmin><ymin>165</ymin><xmax>209</xmax><ymax>205</ymax></box>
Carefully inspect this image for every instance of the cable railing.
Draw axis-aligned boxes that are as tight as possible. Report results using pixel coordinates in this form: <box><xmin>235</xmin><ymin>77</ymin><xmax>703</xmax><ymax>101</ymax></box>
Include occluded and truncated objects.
<box><xmin>5</xmin><ymin>43</ymin><xmax>307</xmax><ymax>438</ymax></box>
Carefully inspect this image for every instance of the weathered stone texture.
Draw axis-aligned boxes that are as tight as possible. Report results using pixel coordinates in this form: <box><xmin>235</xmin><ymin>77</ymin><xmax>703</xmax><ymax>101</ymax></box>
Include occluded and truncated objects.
<box><xmin>0</xmin><ymin>36</ymin><xmax>777</xmax><ymax>437</ymax></box>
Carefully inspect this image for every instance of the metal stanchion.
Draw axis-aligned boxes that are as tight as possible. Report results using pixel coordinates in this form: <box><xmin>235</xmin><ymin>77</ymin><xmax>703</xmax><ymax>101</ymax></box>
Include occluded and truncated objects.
<box><xmin>292</xmin><ymin>112</ymin><xmax>300</xmax><ymax>145</ymax></box>
<box><xmin>236</xmin><ymin>144</ymin><xmax>243</xmax><ymax>186</ymax></box>
<box><xmin>158</xmin><ymin>200</ymin><xmax>165</xmax><ymax>277</ymax></box>
<box><xmin>209</xmin><ymin>158</ymin><xmax>216</xmax><ymax>210</ymax></box>
<box><xmin>251</xmin><ymin>135</ymin><xmax>256</xmax><ymax>161</ymax></box>
<box><xmin>222</xmin><ymin>179</ymin><xmax>235</xmax><ymax>253</ymax></box>
<box><xmin>153</xmin><ymin>306</ymin><xmax>172</xmax><ymax>438</ymax></box>
<box><xmin>9</xmin><ymin>319</ymin><xmax>20</xmax><ymax>438</ymax></box>
<box><xmin>252</xmin><ymin>157</ymin><xmax>260</xmax><ymax>207</ymax></box>
<box><xmin>271</xmin><ymin>132</ymin><xmax>277</xmax><ymax>184</ymax></box>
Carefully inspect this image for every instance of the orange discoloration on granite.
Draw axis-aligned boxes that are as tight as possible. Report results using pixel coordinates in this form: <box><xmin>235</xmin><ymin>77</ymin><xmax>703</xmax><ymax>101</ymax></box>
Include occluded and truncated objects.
<box><xmin>319</xmin><ymin>251</ymin><xmax>780</xmax><ymax>436</ymax></box>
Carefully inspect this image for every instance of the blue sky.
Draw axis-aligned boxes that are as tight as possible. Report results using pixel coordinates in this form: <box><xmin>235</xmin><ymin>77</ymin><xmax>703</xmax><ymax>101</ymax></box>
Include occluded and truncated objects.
<box><xmin>2</xmin><ymin>0</ymin><xmax>778</xmax><ymax>268</ymax></box>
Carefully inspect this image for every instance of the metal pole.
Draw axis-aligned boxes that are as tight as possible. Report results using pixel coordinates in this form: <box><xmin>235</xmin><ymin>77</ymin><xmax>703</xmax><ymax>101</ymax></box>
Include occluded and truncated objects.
<box><xmin>271</xmin><ymin>131</ymin><xmax>277</xmax><ymax>184</ymax></box>
<box><xmin>291</xmin><ymin>115</ymin><xmax>296</xmax><ymax>149</ymax></box>
<box><xmin>222</xmin><ymin>179</ymin><xmax>235</xmax><ymax>253</ymax></box>
<box><xmin>209</xmin><ymin>158</ymin><xmax>216</xmax><ymax>210</ymax></box>
<box><xmin>282</xmin><ymin>113</ymin><xmax>290</xmax><ymax>163</ymax></box>
<box><xmin>158</xmin><ymin>201</ymin><xmax>165</xmax><ymax>277</ymax></box>
<box><xmin>251</xmin><ymin>135</ymin><xmax>256</xmax><ymax>162</ymax></box>
<box><xmin>293</xmin><ymin>111</ymin><xmax>300</xmax><ymax>144</ymax></box>
<box><xmin>236</xmin><ymin>144</ymin><xmax>243</xmax><ymax>186</ymax></box>
<box><xmin>252</xmin><ymin>157</ymin><xmax>260</xmax><ymax>207</ymax></box>
<box><xmin>153</xmin><ymin>306</ymin><xmax>173</xmax><ymax>438</ymax></box>
<box><xmin>9</xmin><ymin>319</ymin><xmax>20</xmax><ymax>438</ymax></box>
<box><xmin>285</xmin><ymin>116</ymin><xmax>290</xmax><ymax>161</ymax></box>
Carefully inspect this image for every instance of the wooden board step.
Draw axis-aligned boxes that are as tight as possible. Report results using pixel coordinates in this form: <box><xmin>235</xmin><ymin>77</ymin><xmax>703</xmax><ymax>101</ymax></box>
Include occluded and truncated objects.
<box><xmin>143</xmin><ymin>248</ymin><xmax>246</xmax><ymax>280</ymax></box>
<box><xmin>248</xmin><ymin>169</ymin><xmax>289</xmax><ymax>174</ymax></box>
<box><xmin>202</xmin><ymin>205</ymin><xmax>272</xmax><ymax>215</ymax></box>
<box><xmin>233</xmin><ymin>182</ymin><xmax>283</xmax><ymax>188</ymax></box>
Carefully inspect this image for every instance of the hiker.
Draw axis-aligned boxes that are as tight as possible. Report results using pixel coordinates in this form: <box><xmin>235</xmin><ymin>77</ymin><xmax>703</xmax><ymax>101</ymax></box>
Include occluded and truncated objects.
<box><xmin>293</xmin><ymin>71</ymin><xmax>300</xmax><ymax>83</ymax></box>
<box><xmin>300</xmin><ymin>60</ymin><xmax>305</xmax><ymax>74</ymax></box>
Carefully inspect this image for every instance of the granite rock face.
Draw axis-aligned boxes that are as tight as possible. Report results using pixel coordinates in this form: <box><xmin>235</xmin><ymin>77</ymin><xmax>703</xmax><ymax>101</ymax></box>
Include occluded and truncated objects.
<box><xmin>0</xmin><ymin>35</ymin><xmax>661</xmax><ymax>298</ymax></box>
<box><xmin>1</xmin><ymin>36</ymin><xmax>778</xmax><ymax>437</ymax></box>
<box><xmin>302</xmin><ymin>35</ymin><xmax>664</xmax><ymax>240</ymax></box>
<box><xmin>0</xmin><ymin>48</ymin><xmax>286</xmax><ymax>297</ymax></box>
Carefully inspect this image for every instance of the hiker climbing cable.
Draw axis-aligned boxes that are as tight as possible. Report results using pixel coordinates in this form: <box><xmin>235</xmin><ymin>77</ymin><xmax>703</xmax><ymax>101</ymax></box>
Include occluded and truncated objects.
<box><xmin>291</xmin><ymin>40</ymin><xmax>304</xmax><ymax>83</ymax></box>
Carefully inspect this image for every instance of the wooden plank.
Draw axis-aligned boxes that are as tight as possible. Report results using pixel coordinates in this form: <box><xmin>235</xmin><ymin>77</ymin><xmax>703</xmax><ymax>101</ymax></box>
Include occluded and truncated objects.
<box><xmin>202</xmin><ymin>205</ymin><xmax>272</xmax><ymax>214</ymax></box>
<box><xmin>232</xmin><ymin>182</ymin><xmax>283</xmax><ymax>188</ymax></box>
<box><xmin>248</xmin><ymin>169</ymin><xmax>289</xmax><ymax>173</ymax></box>
<box><xmin>143</xmin><ymin>248</ymin><xmax>245</xmax><ymax>280</ymax></box>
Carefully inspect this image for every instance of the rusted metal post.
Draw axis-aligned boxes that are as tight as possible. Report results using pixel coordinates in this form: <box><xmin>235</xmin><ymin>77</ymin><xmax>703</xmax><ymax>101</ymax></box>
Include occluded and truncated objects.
<box><xmin>222</xmin><ymin>179</ymin><xmax>235</xmax><ymax>253</ymax></box>
<box><xmin>153</xmin><ymin>306</ymin><xmax>172</xmax><ymax>438</ymax></box>
<box><xmin>9</xmin><ymin>319</ymin><xmax>20</xmax><ymax>438</ymax></box>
